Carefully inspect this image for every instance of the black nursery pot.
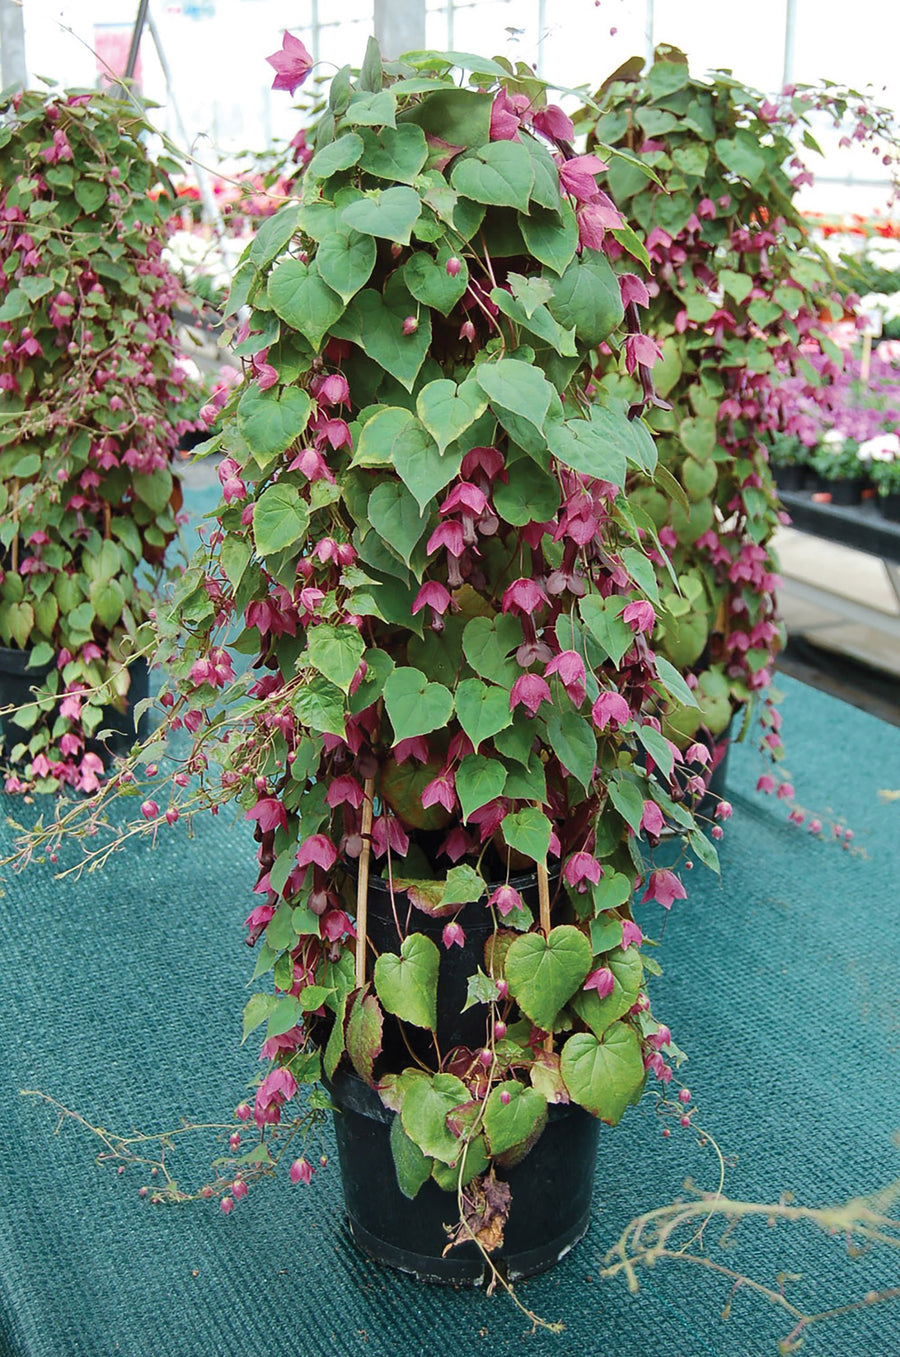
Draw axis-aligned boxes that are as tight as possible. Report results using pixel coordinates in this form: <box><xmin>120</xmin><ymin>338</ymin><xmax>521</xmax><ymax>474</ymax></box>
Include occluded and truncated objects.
<box><xmin>0</xmin><ymin>646</ymin><xmax>149</xmax><ymax>762</ymax></box>
<box><xmin>327</xmin><ymin>1066</ymin><xmax>601</xmax><ymax>1285</ymax></box>
<box><xmin>878</xmin><ymin>492</ymin><xmax>900</xmax><ymax>523</ymax></box>
<box><xmin>365</xmin><ymin>866</ymin><xmax>551</xmax><ymax>1061</ymax></box>
<box><xmin>827</xmin><ymin>476</ymin><xmax>866</xmax><ymax>506</ymax></box>
<box><xmin>773</xmin><ymin>463</ymin><xmax>806</xmax><ymax>492</ymax></box>
<box><xmin>0</xmin><ymin>646</ymin><xmax>50</xmax><ymax>752</ymax></box>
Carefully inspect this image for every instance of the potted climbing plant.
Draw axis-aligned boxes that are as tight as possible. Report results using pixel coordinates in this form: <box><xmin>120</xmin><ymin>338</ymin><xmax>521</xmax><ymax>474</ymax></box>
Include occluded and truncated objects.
<box><xmin>0</xmin><ymin>86</ymin><xmax>201</xmax><ymax>793</ymax></box>
<box><xmin>578</xmin><ymin>49</ymin><xmax>867</xmax><ymax>800</ymax></box>
<box><xmin>21</xmin><ymin>40</ymin><xmax>716</xmax><ymax>1284</ymax></box>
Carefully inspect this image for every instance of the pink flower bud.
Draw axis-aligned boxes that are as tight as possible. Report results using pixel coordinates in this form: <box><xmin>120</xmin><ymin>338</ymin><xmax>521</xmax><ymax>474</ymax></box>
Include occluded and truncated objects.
<box><xmin>495</xmin><ymin>979</ymin><xmax>508</xmax><ymax>998</ymax></box>
<box><xmin>231</xmin><ymin>1179</ymin><xmax>248</xmax><ymax>1200</ymax></box>
<box><xmin>229</xmin><ymin>1132</ymin><xmax>241</xmax><ymax>1151</ymax></box>
<box><xmin>220</xmin><ymin>1196</ymin><xmax>234</xmax><ymax>1214</ymax></box>
<box><xmin>165</xmin><ymin>808</ymin><xmax>179</xmax><ymax>826</ymax></box>
<box><xmin>446</xmin><ymin>256</ymin><xmax>461</xmax><ymax>277</ymax></box>
<box><xmin>401</xmin><ymin>315</ymin><xmax>418</xmax><ymax>335</ymax></box>
<box><xmin>140</xmin><ymin>800</ymin><xmax>159</xmax><ymax>819</ymax></box>
<box><xmin>235</xmin><ymin>1102</ymin><xmax>251</xmax><ymax>1121</ymax></box>
<box><xmin>494</xmin><ymin>1021</ymin><xmax>507</xmax><ymax>1039</ymax></box>
<box><xmin>678</xmin><ymin>1087</ymin><xmax>691</xmax><ymax>1104</ymax></box>
<box><xmin>500</xmin><ymin>1089</ymin><xmax>511</xmax><ymax>1105</ymax></box>
<box><xmin>479</xmin><ymin>1049</ymin><xmax>492</xmax><ymax>1068</ymax></box>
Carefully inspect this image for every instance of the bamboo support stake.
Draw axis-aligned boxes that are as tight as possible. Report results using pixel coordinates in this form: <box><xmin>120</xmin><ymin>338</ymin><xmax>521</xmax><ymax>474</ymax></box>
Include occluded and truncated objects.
<box><xmin>537</xmin><ymin>860</ymin><xmax>551</xmax><ymax>936</ymax></box>
<box><xmin>860</xmin><ymin>329</ymin><xmax>873</xmax><ymax>384</ymax></box>
<box><xmin>10</xmin><ymin>479</ymin><xmax>18</xmax><ymax>574</ymax></box>
<box><xmin>354</xmin><ymin>777</ymin><xmax>375</xmax><ymax>989</ymax></box>
<box><xmin>537</xmin><ymin>858</ymin><xmax>553</xmax><ymax>1054</ymax></box>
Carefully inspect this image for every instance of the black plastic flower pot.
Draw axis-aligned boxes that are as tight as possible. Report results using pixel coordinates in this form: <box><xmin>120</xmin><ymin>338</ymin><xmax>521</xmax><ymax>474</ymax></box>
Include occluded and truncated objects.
<box><xmin>878</xmin><ymin>492</ymin><xmax>900</xmax><ymax>523</ymax></box>
<box><xmin>0</xmin><ymin>646</ymin><xmax>51</xmax><ymax>753</ymax></box>
<box><xmin>327</xmin><ymin>1066</ymin><xmax>600</xmax><ymax>1285</ymax></box>
<box><xmin>773</xmin><ymin>463</ymin><xmax>805</xmax><ymax>492</ymax></box>
<box><xmin>827</xmin><ymin>476</ymin><xmax>866</xmax><ymax>506</ymax></box>
<box><xmin>0</xmin><ymin>646</ymin><xmax>149</xmax><ymax>763</ymax></box>
<box><xmin>365</xmin><ymin>867</ymin><xmax>551</xmax><ymax>1061</ymax></box>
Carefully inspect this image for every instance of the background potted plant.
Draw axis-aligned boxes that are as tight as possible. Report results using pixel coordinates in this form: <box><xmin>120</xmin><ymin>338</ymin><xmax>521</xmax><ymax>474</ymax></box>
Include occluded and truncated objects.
<box><xmin>576</xmin><ymin>49</ymin><xmax>872</xmax><ymax>796</ymax></box>
<box><xmin>866</xmin><ymin>433</ymin><xmax>900</xmax><ymax>519</ymax></box>
<box><xmin>809</xmin><ymin>431</ymin><xmax>869</xmax><ymax>503</ymax></box>
<box><xmin>128</xmin><ymin>38</ymin><xmax>717</xmax><ymax>1283</ymax></box>
<box><xmin>0</xmin><ymin>86</ymin><xmax>202</xmax><ymax>794</ymax></box>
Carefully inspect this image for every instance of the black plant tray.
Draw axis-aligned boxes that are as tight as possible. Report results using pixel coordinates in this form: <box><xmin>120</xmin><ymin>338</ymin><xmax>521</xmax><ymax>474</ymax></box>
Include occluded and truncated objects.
<box><xmin>778</xmin><ymin>491</ymin><xmax>900</xmax><ymax>564</ymax></box>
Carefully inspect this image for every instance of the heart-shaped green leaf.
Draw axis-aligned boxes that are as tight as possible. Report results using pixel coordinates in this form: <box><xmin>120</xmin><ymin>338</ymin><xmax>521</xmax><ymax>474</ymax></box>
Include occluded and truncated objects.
<box><xmin>390</xmin><ymin>1112</ymin><xmax>433</xmax><ymax>1199</ymax></box>
<box><xmin>4</xmin><ymin>600</ymin><xmax>34</xmax><ymax>650</ymax></box>
<box><xmin>331</xmin><ymin>288</ymin><xmax>431</xmax><ymax>391</ymax></box>
<box><xmin>569</xmin><ymin>947</ymin><xmax>643</xmax><ymax>1039</ymax></box>
<box><xmin>547</xmin><ymin>249</ymin><xmax>624</xmax><ymax>347</ymax></box>
<box><xmin>545</xmin><ymin>710</ymin><xmax>596</xmax><ymax>792</ymax></box>
<box><xmin>353</xmin><ymin>406</ymin><xmax>416</xmax><ymax>467</ymax></box>
<box><xmin>89</xmin><ymin>578</ymin><xmax>124</xmax><ymax>630</ymax></box>
<box><xmin>346</xmin><ymin>989</ymin><xmax>384</xmax><ymax>1085</ymax></box>
<box><xmin>455</xmin><ymin>678</ymin><xmax>512</xmax><ymax>749</ymax></box>
<box><xmin>367</xmin><ymin>480</ymin><xmax>430</xmax><ymax>566</ymax></box>
<box><xmin>636</xmin><ymin>724</ymin><xmax>675</xmax><ymax>779</ymax></box>
<box><xmin>291</xmin><ymin>675</ymin><xmax>346</xmax><ymax>737</ymax></box>
<box><xmin>253</xmin><ymin>483</ymin><xmax>310</xmax><ymax>556</ymax></box>
<box><xmin>404</xmin><ymin>246</ymin><xmax>469</xmax><ymax>315</ymax></box>
<box><xmin>474</xmin><ymin>358</ymin><xmax>553</xmax><ymax>437</ymax></box>
<box><xmin>679</xmin><ymin>416</ymin><xmax>716</xmax><ymax>461</ymax></box>
<box><xmin>238</xmin><ymin>385</ymin><xmax>312</xmax><ymax>461</ymax></box>
<box><xmin>456</xmin><ymin>754</ymin><xmax>507</xmax><ymax>822</ymax></box>
<box><xmin>483</xmin><ymin>1083</ymin><xmax>548</xmax><ymax>1158</ymax></box>
<box><xmin>519</xmin><ymin>202</ymin><xmax>579</xmax><ymax>275</ymax></box>
<box><xmin>504</xmin><ymin>925</ymin><xmax>592</xmax><ymax>1031</ymax></box>
<box><xmin>341</xmin><ymin>186</ymin><xmax>422</xmax><ymax>245</ymax></box>
<box><xmin>492</xmin><ymin>289</ymin><xmax>578</xmax><ymax>358</ymax></box>
<box><xmin>133</xmin><ymin>466</ymin><xmax>174</xmax><ymax>514</ymax></box>
<box><xmin>462</xmin><ymin>615</ymin><xmax>521</xmax><ymax>686</ymax></box>
<box><xmin>578</xmin><ymin>594</ymin><xmax>635</xmax><ymax>668</ymax></box>
<box><xmin>383</xmin><ymin>666</ymin><xmax>454</xmax><ymax>742</ymax></box>
<box><xmin>305</xmin><ymin>623</ymin><xmax>365</xmax><ymax>692</ymax></box>
<box><xmin>75</xmin><ymin>179</ymin><xmax>105</xmax><ymax>213</ymax></box>
<box><xmin>359</xmin><ymin>124</ymin><xmax>428</xmax><ymax>183</ymax></box>
<box><xmin>342</xmin><ymin>88</ymin><xmax>397</xmax><ymax>129</ymax></box>
<box><xmin>654</xmin><ymin>655</ymin><xmax>700</xmax><ymax>709</ymax></box>
<box><xmin>608</xmin><ymin>774</ymin><xmax>644</xmax><ymax>835</ymax></box>
<box><xmin>450</xmin><ymin>140</ymin><xmax>535</xmax><ymax>211</ymax></box>
<box><xmin>393</xmin><ymin>423</ymin><xmax>463</xmax><ymax>510</ymax></box>
<box><xmin>492</xmin><ymin>456</ymin><xmax>559</xmax><ymax>525</ymax></box>
<box><xmin>306</xmin><ymin>131</ymin><xmax>365</xmax><ymax>181</ymax></box>
<box><xmin>719</xmin><ymin>267</ymin><xmax>754</xmax><ymax>306</ymax></box>
<box><xmin>545</xmin><ymin>411</ymin><xmax>627</xmax><ymax>486</ymax></box>
<box><xmin>416</xmin><ymin>378</ymin><xmax>488</xmax><ymax>454</ymax></box>
<box><xmin>267</xmin><ymin>259</ymin><xmax>344</xmax><ymax>352</ymax></box>
<box><xmin>560</xmin><ymin>1023</ymin><xmax>645</xmax><ymax>1124</ymax></box>
<box><xmin>442</xmin><ymin>864</ymin><xmax>487</xmax><ymax>906</ymax></box>
<box><xmin>316</xmin><ymin>226</ymin><xmax>377</xmax><ymax>303</ymax></box>
<box><xmin>248</xmin><ymin>205</ymin><xmax>303</xmax><ymax>266</ymax></box>
<box><xmin>400</xmin><ymin>1071</ymin><xmax>469</xmax><ymax>1163</ymax></box>
<box><xmin>374</xmin><ymin>933</ymin><xmax>440</xmax><ymax>1030</ymax></box>
<box><xmin>500</xmin><ymin>807</ymin><xmax>552</xmax><ymax>866</ymax></box>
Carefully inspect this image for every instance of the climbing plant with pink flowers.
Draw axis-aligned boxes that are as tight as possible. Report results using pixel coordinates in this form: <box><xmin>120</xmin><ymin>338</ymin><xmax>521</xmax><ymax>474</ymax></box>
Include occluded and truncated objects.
<box><xmin>28</xmin><ymin>40</ymin><xmax>722</xmax><ymax>1239</ymax></box>
<box><xmin>580</xmin><ymin>49</ymin><xmax>896</xmax><ymax>812</ymax></box>
<box><xmin>0</xmin><ymin>88</ymin><xmax>202</xmax><ymax>792</ymax></box>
